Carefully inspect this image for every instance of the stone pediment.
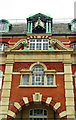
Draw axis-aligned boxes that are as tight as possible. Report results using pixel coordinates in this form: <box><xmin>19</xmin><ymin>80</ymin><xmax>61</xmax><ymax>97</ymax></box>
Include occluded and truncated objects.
<box><xmin>5</xmin><ymin>39</ymin><xmax>28</xmax><ymax>51</ymax></box>
<box><xmin>4</xmin><ymin>38</ymin><xmax>73</xmax><ymax>52</ymax></box>
<box><xmin>50</xmin><ymin>39</ymin><xmax>73</xmax><ymax>51</ymax></box>
<box><xmin>27</xmin><ymin>13</ymin><xmax>52</xmax><ymax>22</ymax></box>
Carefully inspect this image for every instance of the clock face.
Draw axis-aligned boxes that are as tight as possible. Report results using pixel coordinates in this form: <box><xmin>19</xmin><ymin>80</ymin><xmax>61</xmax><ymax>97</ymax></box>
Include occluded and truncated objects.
<box><xmin>0</xmin><ymin>23</ymin><xmax>8</xmax><ymax>31</ymax></box>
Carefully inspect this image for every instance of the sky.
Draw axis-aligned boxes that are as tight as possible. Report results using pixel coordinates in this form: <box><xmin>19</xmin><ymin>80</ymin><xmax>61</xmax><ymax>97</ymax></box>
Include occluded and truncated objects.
<box><xmin>0</xmin><ymin>0</ymin><xmax>75</xmax><ymax>22</ymax></box>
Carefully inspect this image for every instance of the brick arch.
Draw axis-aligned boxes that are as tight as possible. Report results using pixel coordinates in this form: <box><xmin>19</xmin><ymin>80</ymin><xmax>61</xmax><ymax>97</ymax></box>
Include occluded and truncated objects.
<box><xmin>7</xmin><ymin>93</ymin><xmax>67</xmax><ymax>119</ymax></box>
<box><xmin>29</xmin><ymin>62</ymin><xmax>47</xmax><ymax>70</ymax></box>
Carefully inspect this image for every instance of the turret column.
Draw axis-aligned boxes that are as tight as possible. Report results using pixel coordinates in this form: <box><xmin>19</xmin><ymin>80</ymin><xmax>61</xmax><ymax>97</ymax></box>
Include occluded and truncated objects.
<box><xmin>48</xmin><ymin>21</ymin><xmax>51</xmax><ymax>33</ymax></box>
<box><xmin>30</xmin><ymin>22</ymin><xmax>32</xmax><ymax>33</ymax></box>
<box><xmin>27</xmin><ymin>21</ymin><xmax>30</xmax><ymax>33</ymax></box>
<box><xmin>46</xmin><ymin>20</ymin><xmax>48</xmax><ymax>33</ymax></box>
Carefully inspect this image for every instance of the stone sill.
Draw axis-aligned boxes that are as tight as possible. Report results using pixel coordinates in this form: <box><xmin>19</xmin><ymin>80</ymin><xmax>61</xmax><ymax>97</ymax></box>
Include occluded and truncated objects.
<box><xmin>0</xmin><ymin>51</ymin><xmax>5</xmax><ymax>54</ymax></box>
<box><xmin>18</xmin><ymin>85</ymin><xmax>57</xmax><ymax>88</ymax></box>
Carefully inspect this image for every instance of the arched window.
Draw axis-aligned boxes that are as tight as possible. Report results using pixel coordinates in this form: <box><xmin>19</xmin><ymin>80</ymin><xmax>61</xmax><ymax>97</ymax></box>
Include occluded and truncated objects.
<box><xmin>32</xmin><ymin>65</ymin><xmax>44</xmax><ymax>85</ymax></box>
<box><xmin>0</xmin><ymin>43</ymin><xmax>8</xmax><ymax>51</ymax></box>
<box><xmin>0</xmin><ymin>70</ymin><xmax>3</xmax><ymax>89</ymax></box>
<box><xmin>20</xmin><ymin>63</ymin><xmax>56</xmax><ymax>87</ymax></box>
<box><xmin>71</xmin><ymin>43</ymin><xmax>76</xmax><ymax>51</ymax></box>
<box><xmin>29</xmin><ymin>109</ymin><xmax>47</xmax><ymax>120</ymax></box>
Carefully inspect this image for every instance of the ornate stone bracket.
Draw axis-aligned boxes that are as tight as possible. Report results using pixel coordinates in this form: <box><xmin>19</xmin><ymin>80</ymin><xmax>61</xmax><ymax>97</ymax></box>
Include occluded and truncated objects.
<box><xmin>4</xmin><ymin>39</ymin><xmax>28</xmax><ymax>51</ymax></box>
<box><xmin>49</xmin><ymin>39</ymin><xmax>73</xmax><ymax>51</ymax></box>
<box><xmin>22</xmin><ymin>40</ymin><xmax>28</xmax><ymax>50</ymax></box>
<box><xmin>49</xmin><ymin>39</ymin><xmax>56</xmax><ymax>51</ymax></box>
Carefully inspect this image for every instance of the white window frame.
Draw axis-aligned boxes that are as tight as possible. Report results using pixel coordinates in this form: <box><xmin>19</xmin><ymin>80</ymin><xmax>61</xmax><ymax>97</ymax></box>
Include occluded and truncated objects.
<box><xmin>32</xmin><ymin>65</ymin><xmax>44</xmax><ymax>85</ymax></box>
<box><xmin>29</xmin><ymin>39</ymin><xmax>49</xmax><ymax>50</ymax></box>
<box><xmin>19</xmin><ymin>65</ymin><xmax>57</xmax><ymax>87</ymax></box>
<box><xmin>22</xmin><ymin>74</ymin><xmax>29</xmax><ymax>85</ymax></box>
<box><xmin>0</xmin><ymin>43</ymin><xmax>8</xmax><ymax>51</ymax></box>
<box><xmin>0</xmin><ymin>23</ymin><xmax>8</xmax><ymax>31</ymax></box>
<box><xmin>29</xmin><ymin>109</ymin><xmax>47</xmax><ymax>119</ymax></box>
<box><xmin>71</xmin><ymin>43</ymin><xmax>76</xmax><ymax>51</ymax></box>
<box><xmin>35</xmin><ymin>76</ymin><xmax>42</xmax><ymax>83</ymax></box>
<box><xmin>47</xmin><ymin>75</ymin><xmax>54</xmax><ymax>85</ymax></box>
<box><xmin>0</xmin><ymin>70</ymin><xmax>3</xmax><ymax>89</ymax></box>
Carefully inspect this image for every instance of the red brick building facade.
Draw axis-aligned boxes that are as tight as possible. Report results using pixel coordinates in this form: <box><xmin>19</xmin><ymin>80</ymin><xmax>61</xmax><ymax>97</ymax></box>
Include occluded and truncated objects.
<box><xmin>0</xmin><ymin>13</ymin><xmax>76</xmax><ymax>119</ymax></box>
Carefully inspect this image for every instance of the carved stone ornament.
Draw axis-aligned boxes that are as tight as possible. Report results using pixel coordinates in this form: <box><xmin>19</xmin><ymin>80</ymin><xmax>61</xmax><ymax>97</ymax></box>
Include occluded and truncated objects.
<box><xmin>33</xmin><ymin>93</ymin><xmax>42</xmax><ymax>102</ymax></box>
<box><xmin>49</xmin><ymin>39</ymin><xmax>73</xmax><ymax>51</ymax></box>
<box><xmin>4</xmin><ymin>39</ymin><xmax>28</xmax><ymax>51</ymax></box>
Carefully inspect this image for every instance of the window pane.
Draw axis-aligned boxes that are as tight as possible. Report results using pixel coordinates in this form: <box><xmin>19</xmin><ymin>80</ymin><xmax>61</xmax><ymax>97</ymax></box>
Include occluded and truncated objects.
<box><xmin>30</xmin><ymin>110</ymin><xmax>33</xmax><ymax>115</ymax></box>
<box><xmin>43</xmin><ymin>39</ymin><xmax>48</xmax><ymax>42</ymax></box>
<box><xmin>39</xmin><ymin>109</ymin><xmax>43</xmax><ymax>115</ymax></box>
<box><xmin>22</xmin><ymin>75</ymin><xmax>29</xmax><ymax>85</ymax></box>
<box><xmin>44</xmin><ymin>119</ymin><xmax>47</xmax><ymax>120</ymax></box>
<box><xmin>33</xmin><ymin>66</ymin><xmax>44</xmax><ymax>72</ymax></box>
<box><xmin>0</xmin><ymin>43</ymin><xmax>8</xmax><ymax>51</ymax></box>
<box><xmin>43</xmin><ymin>43</ymin><xmax>48</xmax><ymax>50</ymax></box>
<box><xmin>35</xmin><ymin>75</ymin><xmax>41</xmax><ymax>83</ymax></box>
<box><xmin>4</xmin><ymin>44</ymin><xmax>8</xmax><ymax>48</ymax></box>
<box><xmin>32</xmin><ymin>65</ymin><xmax>44</xmax><ymax>85</ymax></box>
<box><xmin>0</xmin><ymin>43</ymin><xmax>3</xmax><ymax>51</ymax></box>
<box><xmin>30</xmin><ymin>39</ymin><xmax>35</xmax><ymax>42</ymax></box>
<box><xmin>37</xmin><ymin>40</ymin><xmax>41</xmax><ymax>42</ymax></box>
<box><xmin>71</xmin><ymin>43</ymin><xmax>76</xmax><ymax>51</ymax></box>
<box><xmin>34</xmin><ymin>109</ymin><xmax>43</xmax><ymax>116</ymax></box>
<box><xmin>36</xmin><ymin>43</ymin><xmax>41</xmax><ymax>50</ymax></box>
<box><xmin>34</xmin><ymin>109</ymin><xmax>37</xmax><ymax>116</ymax></box>
<box><xmin>0</xmin><ymin>70</ymin><xmax>3</xmax><ymax>76</ymax></box>
<box><xmin>29</xmin><ymin>39</ymin><xmax>49</xmax><ymax>50</ymax></box>
<box><xmin>30</xmin><ymin>43</ymin><xmax>35</xmax><ymax>50</ymax></box>
<box><xmin>29</xmin><ymin>118</ymin><xmax>33</xmax><ymax>120</ymax></box>
<box><xmin>47</xmin><ymin>75</ymin><xmax>54</xmax><ymax>85</ymax></box>
<box><xmin>32</xmin><ymin>74</ymin><xmax>44</xmax><ymax>85</ymax></box>
<box><xmin>0</xmin><ymin>23</ymin><xmax>8</xmax><ymax>31</ymax></box>
<box><xmin>44</xmin><ymin>110</ymin><xmax>47</xmax><ymax>115</ymax></box>
<box><xmin>29</xmin><ymin>109</ymin><xmax>47</xmax><ymax>120</ymax></box>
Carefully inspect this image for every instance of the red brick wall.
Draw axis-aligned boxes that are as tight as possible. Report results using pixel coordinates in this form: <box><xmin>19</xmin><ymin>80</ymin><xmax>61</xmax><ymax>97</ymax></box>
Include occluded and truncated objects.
<box><xmin>13</xmin><ymin>62</ymin><xmax>34</xmax><ymax>72</ymax></box>
<box><xmin>43</xmin><ymin>62</ymin><xmax>64</xmax><ymax>72</ymax></box>
<box><xmin>1</xmin><ymin>36</ymin><xmax>76</xmax><ymax>50</ymax></box>
<box><xmin>9</xmin><ymin>62</ymin><xmax>66</xmax><ymax>113</ymax></box>
<box><xmin>72</xmin><ymin>65</ymin><xmax>76</xmax><ymax>113</ymax></box>
<box><xmin>1</xmin><ymin>36</ymin><xmax>75</xmax><ymax>49</ymax></box>
<box><xmin>13</xmin><ymin>62</ymin><xmax>64</xmax><ymax>72</ymax></box>
<box><xmin>0</xmin><ymin>65</ymin><xmax>5</xmax><ymax>73</ymax></box>
<box><xmin>9</xmin><ymin>74</ymin><xmax>65</xmax><ymax>108</ymax></box>
<box><xmin>69</xmin><ymin>37</ymin><xmax>76</xmax><ymax>43</ymax></box>
<box><xmin>0</xmin><ymin>38</ymin><xmax>10</xmax><ymax>43</ymax></box>
<box><xmin>9</xmin><ymin>37</ymin><xmax>26</xmax><ymax>43</ymax></box>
